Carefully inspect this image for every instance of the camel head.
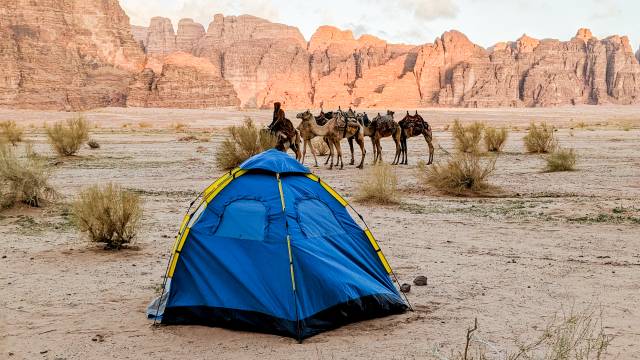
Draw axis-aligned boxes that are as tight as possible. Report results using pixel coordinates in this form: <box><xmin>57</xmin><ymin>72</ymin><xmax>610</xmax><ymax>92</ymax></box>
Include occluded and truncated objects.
<box><xmin>296</xmin><ymin>110</ymin><xmax>313</xmax><ymax>121</ymax></box>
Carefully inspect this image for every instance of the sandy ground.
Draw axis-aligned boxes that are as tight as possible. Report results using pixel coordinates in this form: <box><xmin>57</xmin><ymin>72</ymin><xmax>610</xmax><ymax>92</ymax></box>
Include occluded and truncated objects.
<box><xmin>1</xmin><ymin>106</ymin><xmax>639</xmax><ymax>359</ymax></box>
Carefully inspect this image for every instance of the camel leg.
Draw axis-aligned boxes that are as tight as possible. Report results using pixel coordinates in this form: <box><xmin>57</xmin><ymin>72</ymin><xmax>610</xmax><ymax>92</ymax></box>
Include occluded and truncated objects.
<box><xmin>310</xmin><ymin>139</ymin><xmax>319</xmax><ymax>167</ymax></box>
<box><xmin>376</xmin><ymin>138</ymin><xmax>383</xmax><ymax>164</ymax></box>
<box><xmin>424</xmin><ymin>132</ymin><xmax>434</xmax><ymax>165</ymax></box>
<box><xmin>392</xmin><ymin>136</ymin><xmax>401</xmax><ymax>165</ymax></box>
<box><xmin>356</xmin><ymin>136</ymin><xmax>366</xmax><ymax>169</ymax></box>
<box><xmin>328</xmin><ymin>139</ymin><xmax>334</xmax><ymax>170</ymax></box>
<box><xmin>301</xmin><ymin>139</ymin><xmax>308</xmax><ymax>164</ymax></box>
<box><xmin>335</xmin><ymin>139</ymin><xmax>344</xmax><ymax>170</ymax></box>
<box><xmin>370</xmin><ymin>137</ymin><xmax>377</xmax><ymax>165</ymax></box>
<box><xmin>348</xmin><ymin>137</ymin><xmax>355</xmax><ymax>165</ymax></box>
<box><xmin>401</xmin><ymin>135</ymin><xmax>408</xmax><ymax>165</ymax></box>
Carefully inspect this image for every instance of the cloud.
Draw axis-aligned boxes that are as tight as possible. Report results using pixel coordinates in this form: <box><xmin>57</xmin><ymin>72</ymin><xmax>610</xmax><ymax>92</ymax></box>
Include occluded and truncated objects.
<box><xmin>398</xmin><ymin>0</ymin><xmax>459</xmax><ymax>21</ymax></box>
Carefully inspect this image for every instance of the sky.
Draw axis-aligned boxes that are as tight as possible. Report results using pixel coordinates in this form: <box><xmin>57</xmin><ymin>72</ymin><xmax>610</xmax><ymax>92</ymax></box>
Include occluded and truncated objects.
<box><xmin>120</xmin><ymin>0</ymin><xmax>639</xmax><ymax>50</ymax></box>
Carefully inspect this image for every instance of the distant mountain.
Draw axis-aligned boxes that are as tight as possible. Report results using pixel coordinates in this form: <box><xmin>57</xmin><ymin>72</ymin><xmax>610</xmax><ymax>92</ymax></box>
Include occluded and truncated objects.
<box><xmin>1</xmin><ymin>0</ymin><xmax>639</xmax><ymax>111</ymax></box>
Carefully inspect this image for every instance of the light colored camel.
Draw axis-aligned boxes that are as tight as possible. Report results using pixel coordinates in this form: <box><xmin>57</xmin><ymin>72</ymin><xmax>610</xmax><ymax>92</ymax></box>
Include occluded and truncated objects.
<box><xmin>296</xmin><ymin>110</ymin><xmax>366</xmax><ymax>169</ymax></box>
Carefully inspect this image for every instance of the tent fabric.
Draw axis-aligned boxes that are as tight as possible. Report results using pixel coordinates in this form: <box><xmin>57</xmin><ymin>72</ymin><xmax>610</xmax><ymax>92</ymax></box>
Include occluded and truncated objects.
<box><xmin>151</xmin><ymin>149</ymin><xmax>407</xmax><ymax>340</ymax></box>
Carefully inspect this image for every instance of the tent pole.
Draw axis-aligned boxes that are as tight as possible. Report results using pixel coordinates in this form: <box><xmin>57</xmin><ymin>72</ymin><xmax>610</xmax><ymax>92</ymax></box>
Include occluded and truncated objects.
<box><xmin>277</xmin><ymin>173</ymin><xmax>303</xmax><ymax>342</ymax></box>
<box><xmin>348</xmin><ymin>204</ymin><xmax>414</xmax><ymax>312</ymax></box>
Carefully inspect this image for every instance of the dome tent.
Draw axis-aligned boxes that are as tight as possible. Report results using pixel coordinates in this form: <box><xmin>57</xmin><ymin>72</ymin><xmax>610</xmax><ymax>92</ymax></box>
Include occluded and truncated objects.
<box><xmin>148</xmin><ymin>149</ymin><xmax>408</xmax><ymax>341</ymax></box>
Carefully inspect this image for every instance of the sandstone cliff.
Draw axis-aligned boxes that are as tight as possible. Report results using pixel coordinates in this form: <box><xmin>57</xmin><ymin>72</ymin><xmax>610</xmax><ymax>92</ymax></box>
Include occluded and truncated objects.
<box><xmin>127</xmin><ymin>53</ymin><xmax>239</xmax><ymax>108</ymax></box>
<box><xmin>0</xmin><ymin>0</ymin><xmax>145</xmax><ymax>110</ymax></box>
<box><xmin>2</xmin><ymin>1</ymin><xmax>640</xmax><ymax>111</ymax></box>
<box><xmin>132</xmin><ymin>15</ymin><xmax>640</xmax><ymax>109</ymax></box>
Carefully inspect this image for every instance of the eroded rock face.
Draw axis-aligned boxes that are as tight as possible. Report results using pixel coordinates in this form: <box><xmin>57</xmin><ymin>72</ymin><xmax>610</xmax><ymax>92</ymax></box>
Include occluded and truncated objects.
<box><xmin>2</xmin><ymin>2</ymin><xmax>640</xmax><ymax>111</ymax></box>
<box><xmin>0</xmin><ymin>0</ymin><xmax>145</xmax><ymax>110</ymax></box>
<box><xmin>127</xmin><ymin>53</ymin><xmax>240</xmax><ymax>108</ymax></box>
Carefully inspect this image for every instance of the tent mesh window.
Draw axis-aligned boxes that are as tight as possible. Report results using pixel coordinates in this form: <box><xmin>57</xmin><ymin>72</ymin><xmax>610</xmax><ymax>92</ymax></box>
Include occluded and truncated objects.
<box><xmin>297</xmin><ymin>198</ymin><xmax>346</xmax><ymax>238</ymax></box>
<box><xmin>214</xmin><ymin>199</ymin><xmax>268</xmax><ymax>241</ymax></box>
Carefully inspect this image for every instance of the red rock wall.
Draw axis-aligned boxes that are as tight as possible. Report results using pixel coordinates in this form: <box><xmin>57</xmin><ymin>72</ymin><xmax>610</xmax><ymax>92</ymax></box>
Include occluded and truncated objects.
<box><xmin>0</xmin><ymin>0</ymin><xmax>146</xmax><ymax>111</ymax></box>
<box><xmin>1</xmin><ymin>1</ymin><xmax>640</xmax><ymax>111</ymax></box>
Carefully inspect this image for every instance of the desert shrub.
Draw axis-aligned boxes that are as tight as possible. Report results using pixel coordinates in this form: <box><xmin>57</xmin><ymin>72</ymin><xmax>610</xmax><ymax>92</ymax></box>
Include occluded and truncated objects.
<box><xmin>73</xmin><ymin>183</ymin><xmax>143</xmax><ymax>249</ymax></box>
<box><xmin>356</xmin><ymin>163</ymin><xmax>399</xmax><ymax>204</ymax></box>
<box><xmin>46</xmin><ymin>115</ymin><xmax>89</xmax><ymax>156</ymax></box>
<box><xmin>312</xmin><ymin>138</ymin><xmax>329</xmax><ymax>156</ymax></box>
<box><xmin>544</xmin><ymin>147</ymin><xmax>577</xmax><ymax>172</ymax></box>
<box><xmin>87</xmin><ymin>139</ymin><xmax>100</xmax><ymax>149</ymax></box>
<box><xmin>440</xmin><ymin>306</ymin><xmax>612</xmax><ymax>360</ymax></box>
<box><xmin>138</xmin><ymin>121</ymin><xmax>152</xmax><ymax>129</ymax></box>
<box><xmin>452</xmin><ymin>120</ymin><xmax>484</xmax><ymax>154</ymax></box>
<box><xmin>484</xmin><ymin>126</ymin><xmax>508</xmax><ymax>152</ymax></box>
<box><xmin>0</xmin><ymin>142</ymin><xmax>56</xmax><ymax>208</ymax></box>
<box><xmin>524</xmin><ymin>122</ymin><xmax>557</xmax><ymax>153</ymax></box>
<box><xmin>419</xmin><ymin>153</ymin><xmax>496</xmax><ymax>196</ymax></box>
<box><xmin>169</xmin><ymin>122</ymin><xmax>188</xmax><ymax>132</ymax></box>
<box><xmin>0</xmin><ymin>121</ymin><xmax>24</xmax><ymax>145</ymax></box>
<box><xmin>215</xmin><ymin>118</ymin><xmax>277</xmax><ymax>170</ymax></box>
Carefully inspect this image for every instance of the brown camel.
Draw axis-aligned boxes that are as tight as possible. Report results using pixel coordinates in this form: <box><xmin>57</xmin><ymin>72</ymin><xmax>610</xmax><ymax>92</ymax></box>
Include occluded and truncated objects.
<box><xmin>296</xmin><ymin>110</ymin><xmax>366</xmax><ymax>169</ymax></box>
<box><xmin>270</xmin><ymin>102</ymin><xmax>301</xmax><ymax>160</ymax></box>
<box><xmin>370</xmin><ymin>112</ymin><xmax>402</xmax><ymax>164</ymax></box>
<box><xmin>398</xmin><ymin>111</ymin><xmax>434</xmax><ymax>165</ymax></box>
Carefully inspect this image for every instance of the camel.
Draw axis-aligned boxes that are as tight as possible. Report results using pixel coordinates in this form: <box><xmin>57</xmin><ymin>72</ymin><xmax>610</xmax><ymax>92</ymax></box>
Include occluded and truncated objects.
<box><xmin>296</xmin><ymin>110</ymin><xmax>366</xmax><ymax>169</ymax></box>
<box><xmin>370</xmin><ymin>111</ymin><xmax>402</xmax><ymax>164</ymax></box>
<box><xmin>398</xmin><ymin>111</ymin><xmax>434</xmax><ymax>165</ymax></box>
<box><xmin>269</xmin><ymin>102</ymin><xmax>301</xmax><ymax>160</ymax></box>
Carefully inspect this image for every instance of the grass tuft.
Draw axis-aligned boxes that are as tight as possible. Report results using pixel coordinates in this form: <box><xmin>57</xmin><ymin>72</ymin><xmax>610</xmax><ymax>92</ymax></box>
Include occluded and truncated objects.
<box><xmin>544</xmin><ymin>147</ymin><xmax>577</xmax><ymax>172</ymax></box>
<box><xmin>313</xmin><ymin>138</ymin><xmax>329</xmax><ymax>156</ymax></box>
<box><xmin>72</xmin><ymin>183</ymin><xmax>143</xmax><ymax>250</ymax></box>
<box><xmin>419</xmin><ymin>153</ymin><xmax>496</xmax><ymax>196</ymax></box>
<box><xmin>46</xmin><ymin>115</ymin><xmax>89</xmax><ymax>156</ymax></box>
<box><xmin>215</xmin><ymin>117</ymin><xmax>276</xmax><ymax>170</ymax></box>
<box><xmin>0</xmin><ymin>121</ymin><xmax>24</xmax><ymax>145</ymax></box>
<box><xmin>452</xmin><ymin>120</ymin><xmax>484</xmax><ymax>154</ymax></box>
<box><xmin>0</xmin><ymin>142</ymin><xmax>56</xmax><ymax>208</ymax></box>
<box><xmin>484</xmin><ymin>126</ymin><xmax>508</xmax><ymax>152</ymax></box>
<box><xmin>524</xmin><ymin>122</ymin><xmax>557</xmax><ymax>153</ymax></box>
<box><xmin>356</xmin><ymin>163</ymin><xmax>399</xmax><ymax>204</ymax></box>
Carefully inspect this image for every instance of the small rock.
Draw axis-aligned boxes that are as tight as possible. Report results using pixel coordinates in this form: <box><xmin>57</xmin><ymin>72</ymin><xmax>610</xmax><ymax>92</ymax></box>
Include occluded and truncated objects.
<box><xmin>2</xmin><ymin>255</ymin><xmax>6</xmax><ymax>258</ymax></box>
<box><xmin>40</xmin><ymin>350</ymin><xmax>48</xmax><ymax>354</ymax></box>
<box><xmin>400</xmin><ymin>283</ymin><xmax>411</xmax><ymax>293</ymax></box>
<box><xmin>413</xmin><ymin>276</ymin><xmax>428</xmax><ymax>286</ymax></box>
<box><xmin>8</xmin><ymin>352</ymin><xmax>14</xmax><ymax>356</ymax></box>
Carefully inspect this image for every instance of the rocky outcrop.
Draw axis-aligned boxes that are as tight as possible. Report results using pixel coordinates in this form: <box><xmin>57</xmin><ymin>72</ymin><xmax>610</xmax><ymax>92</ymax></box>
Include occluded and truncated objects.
<box><xmin>2</xmin><ymin>1</ymin><xmax>640</xmax><ymax>111</ymax></box>
<box><xmin>0</xmin><ymin>0</ymin><xmax>145</xmax><ymax>110</ymax></box>
<box><xmin>127</xmin><ymin>53</ymin><xmax>239</xmax><ymax>108</ymax></box>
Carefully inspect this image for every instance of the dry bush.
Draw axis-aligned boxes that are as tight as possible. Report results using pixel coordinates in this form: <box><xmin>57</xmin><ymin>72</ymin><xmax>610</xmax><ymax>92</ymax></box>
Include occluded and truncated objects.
<box><xmin>0</xmin><ymin>121</ymin><xmax>24</xmax><ymax>145</ymax></box>
<box><xmin>545</xmin><ymin>147</ymin><xmax>577</xmax><ymax>172</ymax></box>
<box><xmin>484</xmin><ymin>126</ymin><xmax>508</xmax><ymax>152</ymax></box>
<box><xmin>46</xmin><ymin>115</ymin><xmax>89</xmax><ymax>156</ymax></box>
<box><xmin>0</xmin><ymin>142</ymin><xmax>56</xmax><ymax>208</ymax></box>
<box><xmin>443</xmin><ymin>124</ymin><xmax>450</xmax><ymax>131</ymax></box>
<box><xmin>356</xmin><ymin>163</ymin><xmax>399</xmax><ymax>204</ymax></box>
<box><xmin>170</xmin><ymin>122</ymin><xmax>188</xmax><ymax>132</ymax></box>
<box><xmin>215</xmin><ymin>118</ymin><xmax>276</xmax><ymax>170</ymax></box>
<box><xmin>87</xmin><ymin>139</ymin><xmax>100</xmax><ymax>149</ymax></box>
<box><xmin>178</xmin><ymin>134</ymin><xmax>198</xmax><ymax>142</ymax></box>
<box><xmin>313</xmin><ymin>138</ymin><xmax>329</xmax><ymax>156</ymax></box>
<box><xmin>438</xmin><ymin>306</ymin><xmax>613</xmax><ymax>360</ymax></box>
<box><xmin>419</xmin><ymin>153</ymin><xmax>496</xmax><ymax>196</ymax></box>
<box><xmin>524</xmin><ymin>122</ymin><xmax>557</xmax><ymax>153</ymax></box>
<box><xmin>73</xmin><ymin>183</ymin><xmax>143</xmax><ymax>250</ymax></box>
<box><xmin>452</xmin><ymin>120</ymin><xmax>484</xmax><ymax>154</ymax></box>
<box><xmin>138</xmin><ymin>121</ymin><xmax>152</xmax><ymax>129</ymax></box>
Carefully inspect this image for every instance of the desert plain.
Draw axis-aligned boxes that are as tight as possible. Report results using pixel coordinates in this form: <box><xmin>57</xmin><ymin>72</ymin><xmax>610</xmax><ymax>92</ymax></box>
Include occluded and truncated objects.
<box><xmin>1</xmin><ymin>105</ymin><xmax>639</xmax><ymax>359</ymax></box>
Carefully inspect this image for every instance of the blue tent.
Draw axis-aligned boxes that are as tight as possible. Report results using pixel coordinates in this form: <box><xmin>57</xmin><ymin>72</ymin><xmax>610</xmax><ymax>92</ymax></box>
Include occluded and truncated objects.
<box><xmin>148</xmin><ymin>149</ymin><xmax>408</xmax><ymax>340</ymax></box>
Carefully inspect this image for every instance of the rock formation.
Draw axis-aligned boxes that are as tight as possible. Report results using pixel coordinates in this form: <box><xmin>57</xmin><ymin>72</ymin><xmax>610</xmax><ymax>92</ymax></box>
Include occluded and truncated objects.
<box><xmin>127</xmin><ymin>53</ymin><xmax>240</xmax><ymax>108</ymax></box>
<box><xmin>1</xmin><ymin>1</ymin><xmax>640</xmax><ymax>111</ymax></box>
<box><xmin>0</xmin><ymin>0</ymin><xmax>145</xmax><ymax>111</ymax></box>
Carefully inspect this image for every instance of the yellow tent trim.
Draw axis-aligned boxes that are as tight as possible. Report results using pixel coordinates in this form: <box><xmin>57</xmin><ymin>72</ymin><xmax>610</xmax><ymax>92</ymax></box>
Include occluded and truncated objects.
<box><xmin>365</xmin><ymin>229</ymin><xmax>392</xmax><ymax>274</ymax></box>
<box><xmin>304</xmin><ymin>174</ymin><xmax>348</xmax><ymax>207</ymax></box>
<box><xmin>168</xmin><ymin>169</ymin><xmax>246</xmax><ymax>278</ymax></box>
<box><xmin>278</xmin><ymin>174</ymin><xmax>297</xmax><ymax>292</ymax></box>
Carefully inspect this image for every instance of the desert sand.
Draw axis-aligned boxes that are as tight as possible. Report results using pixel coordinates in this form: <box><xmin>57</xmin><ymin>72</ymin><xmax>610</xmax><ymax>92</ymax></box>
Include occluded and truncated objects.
<box><xmin>1</xmin><ymin>106</ymin><xmax>639</xmax><ymax>359</ymax></box>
